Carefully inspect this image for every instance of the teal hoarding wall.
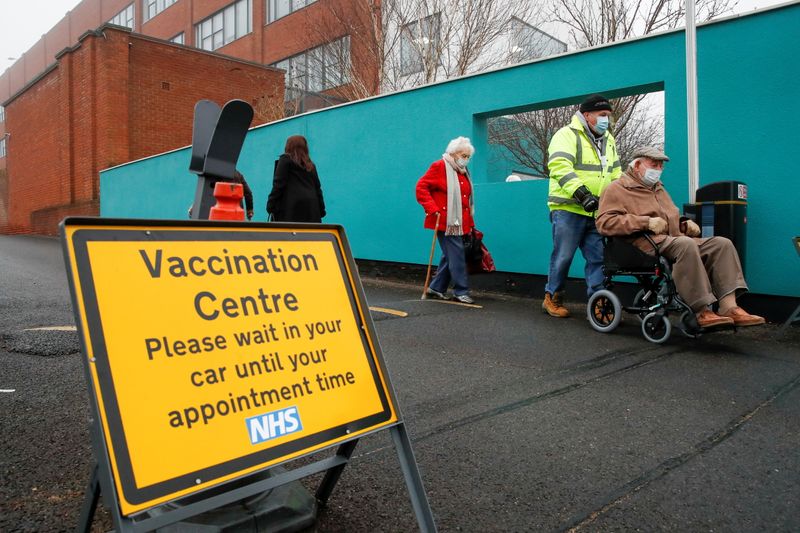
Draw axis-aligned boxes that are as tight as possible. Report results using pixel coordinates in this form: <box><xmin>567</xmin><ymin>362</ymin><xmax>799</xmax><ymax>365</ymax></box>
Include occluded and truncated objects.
<box><xmin>101</xmin><ymin>4</ymin><xmax>800</xmax><ymax>297</ymax></box>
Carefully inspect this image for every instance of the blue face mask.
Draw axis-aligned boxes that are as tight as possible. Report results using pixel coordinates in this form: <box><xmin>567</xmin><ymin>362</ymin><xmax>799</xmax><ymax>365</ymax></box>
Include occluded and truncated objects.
<box><xmin>594</xmin><ymin>116</ymin><xmax>609</xmax><ymax>134</ymax></box>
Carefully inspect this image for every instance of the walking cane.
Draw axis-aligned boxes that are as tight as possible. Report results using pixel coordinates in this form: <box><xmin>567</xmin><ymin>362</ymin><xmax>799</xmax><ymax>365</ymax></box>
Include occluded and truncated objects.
<box><xmin>422</xmin><ymin>212</ymin><xmax>441</xmax><ymax>299</ymax></box>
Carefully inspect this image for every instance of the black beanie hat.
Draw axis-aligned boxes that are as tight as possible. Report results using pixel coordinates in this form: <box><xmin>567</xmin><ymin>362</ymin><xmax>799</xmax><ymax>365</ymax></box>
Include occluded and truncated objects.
<box><xmin>579</xmin><ymin>94</ymin><xmax>612</xmax><ymax>113</ymax></box>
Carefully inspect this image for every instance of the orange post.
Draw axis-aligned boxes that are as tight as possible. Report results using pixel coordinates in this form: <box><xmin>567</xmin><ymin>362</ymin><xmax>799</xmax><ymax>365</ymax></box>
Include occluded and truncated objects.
<box><xmin>208</xmin><ymin>182</ymin><xmax>245</xmax><ymax>221</ymax></box>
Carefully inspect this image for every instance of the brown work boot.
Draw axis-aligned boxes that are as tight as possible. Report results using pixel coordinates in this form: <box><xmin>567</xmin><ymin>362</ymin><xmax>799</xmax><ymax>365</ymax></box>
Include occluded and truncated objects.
<box><xmin>719</xmin><ymin>306</ymin><xmax>766</xmax><ymax>327</ymax></box>
<box><xmin>695</xmin><ymin>309</ymin><xmax>734</xmax><ymax>329</ymax></box>
<box><xmin>542</xmin><ymin>292</ymin><xmax>570</xmax><ymax>318</ymax></box>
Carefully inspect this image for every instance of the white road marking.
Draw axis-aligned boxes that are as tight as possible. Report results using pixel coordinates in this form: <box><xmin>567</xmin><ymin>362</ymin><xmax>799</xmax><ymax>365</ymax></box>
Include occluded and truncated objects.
<box><xmin>23</xmin><ymin>326</ymin><xmax>77</xmax><ymax>331</ymax></box>
<box><xmin>411</xmin><ymin>299</ymin><xmax>483</xmax><ymax>309</ymax></box>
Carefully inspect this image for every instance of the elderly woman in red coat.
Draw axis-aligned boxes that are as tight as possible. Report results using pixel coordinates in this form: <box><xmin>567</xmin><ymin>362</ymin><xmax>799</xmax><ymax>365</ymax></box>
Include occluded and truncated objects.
<box><xmin>415</xmin><ymin>136</ymin><xmax>476</xmax><ymax>304</ymax></box>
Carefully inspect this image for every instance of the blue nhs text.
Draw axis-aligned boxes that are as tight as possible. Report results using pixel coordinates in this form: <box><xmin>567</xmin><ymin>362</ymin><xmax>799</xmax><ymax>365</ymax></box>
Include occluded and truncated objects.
<box><xmin>246</xmin><ymin>406</ymin><xmax>303</xmax><ymax>445</ymax></box>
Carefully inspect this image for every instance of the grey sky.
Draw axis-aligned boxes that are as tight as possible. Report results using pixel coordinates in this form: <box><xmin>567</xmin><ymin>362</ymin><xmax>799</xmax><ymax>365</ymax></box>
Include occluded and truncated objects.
<box><xmin>1</xmin><ymin>0</ymin><xmax>80</xmax><ymax>74</ymax></box>
<box><xmin>0</xmin><ymin>0</ymin><xmax>781</xmax><ymax>76</ymax></box>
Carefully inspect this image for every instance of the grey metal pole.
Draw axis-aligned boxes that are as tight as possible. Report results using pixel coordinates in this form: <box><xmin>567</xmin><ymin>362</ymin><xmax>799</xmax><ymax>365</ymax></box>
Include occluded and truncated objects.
<box><xmin>686</xmin><ymin>0</ymin><xmax>700</xmax><ymax>202</ymax></box>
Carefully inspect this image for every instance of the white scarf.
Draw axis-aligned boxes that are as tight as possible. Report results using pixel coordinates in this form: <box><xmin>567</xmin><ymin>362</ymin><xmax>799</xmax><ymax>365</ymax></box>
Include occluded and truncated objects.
<box><xmin>441</xmin><ymin>154</ymin><xmax>474</xmax><ymax>236</ymax></box>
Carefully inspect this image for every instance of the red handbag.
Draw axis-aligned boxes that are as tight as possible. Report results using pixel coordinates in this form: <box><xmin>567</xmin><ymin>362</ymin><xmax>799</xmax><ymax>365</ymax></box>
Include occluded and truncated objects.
<box><xmin>465</xmin><ymin>229</ymin><xmax>496</xmax><ymax>274</ymax></box>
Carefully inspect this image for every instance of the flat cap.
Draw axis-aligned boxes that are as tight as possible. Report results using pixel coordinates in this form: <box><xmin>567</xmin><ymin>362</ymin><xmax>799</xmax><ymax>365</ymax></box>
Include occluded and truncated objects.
<box><xmin>630</xmin><ymin>146</ymin><xmax>669</xmax><ymax>162</ymax></box>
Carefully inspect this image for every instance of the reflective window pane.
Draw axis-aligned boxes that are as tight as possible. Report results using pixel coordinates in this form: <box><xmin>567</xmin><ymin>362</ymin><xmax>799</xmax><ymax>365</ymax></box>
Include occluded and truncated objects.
<box><xmin>109</xmin><ymin>3</ymin><xmax>135</xmax><ymax>29</ymax></box>
<box><xmin>196</xmin><ymin>0</ymin><xmax>252</xmax><ymax>51</ymax></box>
<box><xmin>224</xmin><ymin>8</ymin><xmax>235</xmax><ymax>43</ymax></box>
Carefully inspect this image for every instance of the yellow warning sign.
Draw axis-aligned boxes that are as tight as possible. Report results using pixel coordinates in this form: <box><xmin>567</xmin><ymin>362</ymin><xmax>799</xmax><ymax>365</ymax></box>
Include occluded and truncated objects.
<box><xmin>62</xmin><ymin>221</ymin><xmax>398</xmax><ymax>515</ymax></box>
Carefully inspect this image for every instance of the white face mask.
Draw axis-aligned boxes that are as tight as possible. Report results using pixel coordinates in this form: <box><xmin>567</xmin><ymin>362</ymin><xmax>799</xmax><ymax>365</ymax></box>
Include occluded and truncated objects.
<box><xmin>641</xmin><ymin>168</ymin><xmax>662</xmax><ymax>187</ymax></box>
<box><xmin>456</xmin><ymin>157</ymin><xmax>470</xmax><ymax>168</ymax></box>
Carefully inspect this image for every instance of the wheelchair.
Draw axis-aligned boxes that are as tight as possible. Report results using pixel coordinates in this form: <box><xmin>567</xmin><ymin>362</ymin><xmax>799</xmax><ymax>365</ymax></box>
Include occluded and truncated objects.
<box><xmin>586</xmin><ymin>234</ymin><xmax>704</xmax><ymax>343</ymax></box>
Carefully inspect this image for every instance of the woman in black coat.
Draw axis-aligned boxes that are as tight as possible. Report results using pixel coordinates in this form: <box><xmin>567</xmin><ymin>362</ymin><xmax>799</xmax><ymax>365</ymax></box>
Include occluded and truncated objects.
<box><xmin>266</xmin><ymin>135</ymin><xmax>326</xmax><ymax>223</ymax></box>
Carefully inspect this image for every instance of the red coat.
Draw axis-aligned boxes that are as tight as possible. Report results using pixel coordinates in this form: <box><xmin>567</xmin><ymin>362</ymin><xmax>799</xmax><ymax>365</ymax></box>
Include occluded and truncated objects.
<box><xmin>415</xmin><ymin>159</ymin><xmax>474</xmax><ymax>233</ymax></box>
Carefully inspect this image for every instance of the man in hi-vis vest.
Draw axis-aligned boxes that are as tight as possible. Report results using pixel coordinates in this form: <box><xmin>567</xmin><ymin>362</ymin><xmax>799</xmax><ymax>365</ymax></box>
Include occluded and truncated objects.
<box><xmin>543</xmin><ymin>94</ymin><xmax>621</xmax><ymax>318</ymax></box>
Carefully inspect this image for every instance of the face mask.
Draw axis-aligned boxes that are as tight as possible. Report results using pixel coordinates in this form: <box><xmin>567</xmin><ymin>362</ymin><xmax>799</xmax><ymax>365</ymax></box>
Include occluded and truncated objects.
<box><xmin>593</xmin><ymin>116</ymin><xmax>609</xmax><ymax>134</ymax></box>
<box><xmin>456</xmin><ymin>157</ymin><xmax>470</xmax><ymax>167</ymax></box>
<box><xmin>641</xmin><ymin>168</ymin><xmax>662</xmax><ymax>187</ymax></box>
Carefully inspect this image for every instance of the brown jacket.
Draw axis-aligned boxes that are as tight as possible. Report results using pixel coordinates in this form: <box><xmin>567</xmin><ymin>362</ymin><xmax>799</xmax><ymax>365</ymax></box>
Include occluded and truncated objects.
<box><xmin>596</xmin><ymin>169</ymin><xmax>690</xmax><ymax>253</ymax></box>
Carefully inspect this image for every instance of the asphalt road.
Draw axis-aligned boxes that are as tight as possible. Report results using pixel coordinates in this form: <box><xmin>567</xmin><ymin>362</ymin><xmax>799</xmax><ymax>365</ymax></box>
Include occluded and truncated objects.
<box><xmin>1</xmin><ymin>234</ymin><xmax>798</xmax><ymax>532</ymax></box>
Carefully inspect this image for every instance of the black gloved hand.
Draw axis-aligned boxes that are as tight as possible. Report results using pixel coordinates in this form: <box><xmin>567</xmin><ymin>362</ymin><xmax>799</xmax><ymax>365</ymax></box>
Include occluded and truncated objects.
<box><xmin>573</xmin><ymin>185</ymin><xmax>599</xmax><ymax>212</ymax></box>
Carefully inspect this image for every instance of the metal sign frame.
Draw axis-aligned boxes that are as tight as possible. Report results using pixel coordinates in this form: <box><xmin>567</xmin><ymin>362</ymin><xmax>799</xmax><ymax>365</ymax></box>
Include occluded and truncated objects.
<box><xmin>61</xmin><ymin>217</ymin><xmax>436</xmax><ymax>532</ymax></box>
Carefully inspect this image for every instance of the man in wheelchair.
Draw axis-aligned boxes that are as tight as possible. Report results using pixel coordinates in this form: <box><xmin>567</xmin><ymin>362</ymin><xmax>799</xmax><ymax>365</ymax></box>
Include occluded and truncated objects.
<box><xmin>595</xmin><ymin>146</ymin><xmax>764</xmax><ymax>329</ymax></box>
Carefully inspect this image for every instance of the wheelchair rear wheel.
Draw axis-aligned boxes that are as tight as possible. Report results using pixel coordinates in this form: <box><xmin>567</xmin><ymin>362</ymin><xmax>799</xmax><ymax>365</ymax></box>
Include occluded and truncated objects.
<box><xmin>587</xmin><ymin>289</ymin><xmax>622</xmax><ymax>333</ymax></box>
<box><xmin>642</xmin><ymin>312</ymin><xmax>672</xmax><ymax>343</ymax></box>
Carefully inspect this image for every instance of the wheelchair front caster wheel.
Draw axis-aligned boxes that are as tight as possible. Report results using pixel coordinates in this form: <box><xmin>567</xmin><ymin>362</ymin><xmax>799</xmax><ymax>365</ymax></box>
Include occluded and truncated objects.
<box><xmin>642</xmin><ymin>312</ymin><xmax>672</xmax><ymax>343</ymax></box>
<box><xmin>587</xmin><ymin>289</ymin><xmax>622</xmax><ymax>333</ymax></box>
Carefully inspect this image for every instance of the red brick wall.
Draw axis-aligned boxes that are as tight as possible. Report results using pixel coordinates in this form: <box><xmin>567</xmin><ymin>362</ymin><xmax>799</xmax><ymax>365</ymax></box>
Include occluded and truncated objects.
<box><xmin>263</xmin><ymin>3</ymin><xmax>326</xmax><ymax>62</ymax></box>
<box><xmin>1</xmin><ymin>0</ymin><xmax>379</xmax><ymax>105</ymax></box>
<box><xmin>0</xmin><ymin>169</ymin><xmax>7</xmax><ymax>229</ymax></box>
<box><xmin>72</xmin><ymin>36</ymin><xmax>99</xmax><ymax>209</ymax></box>
<box><xmin>4</xmin><ymin>66</ymin><xmax>70</xmax><ymax>234</ymax></box>
<box><xmin>95</xmin><ymin>31</ymin><xmax>131</xmax><ymax>172</ymax></box>
<box><xmin>262</xmin><ymin>0</ymin><xmax>380</xmax><ymax>100</ymax></box>
<box><xmin>24</xmin><ymin>40</ymin><xmax>48</xmax><ymax>81</ymax></box>
<box><xmin>193</xmin><ymin>0</ymin><xmax>233</xmax><ymax>22</ymax></box>
<box><xmin>141</xmin><ymin>1</ymin><xmax>191</xmax><ymax>43</ymax></box>
<box><xmin>0</xmin><ymin>109</ymin><xmax>6</xmax><ymax>160</ymax></box>
<box><xmin>70</xmin><ymin>0</ymin><xmax>103</xmax><ymax>38</ymax></box>
<box><xmin>2</xmin><ymin>27</ymin><xmax>283</xmax><ymax>235</ymax></box>
<box><xmin>127</xmin><ymin>34</ymin><xmax>284</xmax><ymax>159</ymax></box>
<box><xmin>216</xmin><ymin>34</ymin><xmax>260</xmax><ymax>64</ymax></box>
<box><xmin>0</xmin><ymin>0</ymin><xmax>131</xmax><ymax>104</ymax></box>
<box><xmin>100</xmin><ymin>0</ymin><xmax>138</xmax><ymax>25</ymax></box>
<box><xmin>48</xmin><ymin>17</ymin><xmax>73</xmax><ymax>57</ymax></box>
<box><xmin>6</xmin><ymin>63</ymin><xmax>28</xmax><ymax>102</ymax></box>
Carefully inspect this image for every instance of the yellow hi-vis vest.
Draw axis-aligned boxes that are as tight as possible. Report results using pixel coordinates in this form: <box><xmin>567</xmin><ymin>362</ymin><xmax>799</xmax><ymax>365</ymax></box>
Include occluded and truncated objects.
<box><xmin>547</xmin><ymin>114</ymin><xmax>621</xmax><ymax>216</ymax></box>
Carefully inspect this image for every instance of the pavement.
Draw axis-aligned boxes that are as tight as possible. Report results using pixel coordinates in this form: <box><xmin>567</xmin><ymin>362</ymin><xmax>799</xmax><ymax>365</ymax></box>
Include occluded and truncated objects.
<box><xmin>1</xmin><ymin>234</ymin><xmax>798</xmax><ymax>532</ymax></box>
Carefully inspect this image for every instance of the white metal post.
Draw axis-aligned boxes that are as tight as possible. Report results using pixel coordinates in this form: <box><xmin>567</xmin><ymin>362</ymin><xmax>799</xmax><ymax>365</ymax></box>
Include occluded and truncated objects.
<box><xmin>686</xmin><ymin>0</ymin><xmax>700</xmax><ymax>202</ymax></box>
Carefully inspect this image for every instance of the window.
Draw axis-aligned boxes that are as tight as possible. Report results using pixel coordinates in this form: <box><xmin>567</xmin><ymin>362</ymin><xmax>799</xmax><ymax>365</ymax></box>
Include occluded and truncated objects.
<box><xmin>509</xmin><ymin>18</ymin><xmax>567</xmax><ymax>61</ymax></box>
<box><xmin>272</xmin><ymin>36</ymin><xmax>350</xmax><ymax>99</ymax></box>
<box><xmin>196</xmin><ymin>0</ymin><xmax>252</xmax><ymax>52</ymax></box>
<box><xmin>320</xmin><ymin>38</ymin><xmax>349</xmax><ymax>88</ymax></box>
<box><xmin>109</xmin><ymin>3</ymin><xmax>135</xmax><ymax>29</ymax></box>
<box><xmin>400</xmin><ymin>14</ymin><xmax>440</xmax><ymax>76</ymax></box>
<box><xmin>267</xmin><ymin>0</ymin><xmax>316</xmax><ymax>23</ymax></box>
<box><xmin>170</xmin><ymin>32</ymin><xmax>185</xmax><ymax>45</ymax></box>
<box><xmin>144</xmin><ymin>0</ymin><xmax>177</xmax><ymax>22</ymax></box>
<box><xmin>273</xmin><ymin>58</ymin><xmax>305</xmax><ymax>92</ymax></box>
<box><xmin>0</xmin><ymin>138</ymin><xmax>6</xmax><ymax>159</ymax></box>
<box><xmin>486</xmin><ymin>90</ymin><xmax>664</xmax><ymax>182</ymax></box>
<box><xmin>0</xmin><ymin>106</ymin><xmax>4</xmax><ymax>123</ymax></box>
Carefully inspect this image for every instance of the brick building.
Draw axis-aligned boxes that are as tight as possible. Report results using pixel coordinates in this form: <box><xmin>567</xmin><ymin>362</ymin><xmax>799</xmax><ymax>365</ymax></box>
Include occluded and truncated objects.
<box><xmin>1</xmin><ymin>26</ymin><xmax>283</xmax><ymax>234</ymax></box>
<box><xmin>0</xmin><ymin>0</ymin><xmax>560</xmax><ymax>234</ymax></box>
<box><xmin>0</xmin><ymin>0</ymin><xmax>379</xmax><ymax>118</ymax></box>
<box><xmin>0</xmin><ymin>0</ymin><xmax>381</xmax><ymax>234</ymax></box>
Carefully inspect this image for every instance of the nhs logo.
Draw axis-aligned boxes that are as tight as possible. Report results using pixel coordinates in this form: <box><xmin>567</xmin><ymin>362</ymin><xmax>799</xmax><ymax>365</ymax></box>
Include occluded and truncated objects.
<box><xmin>246</xmin><ymin>406</ymin><xmax>303</xmax><ymax>445</ymax></box>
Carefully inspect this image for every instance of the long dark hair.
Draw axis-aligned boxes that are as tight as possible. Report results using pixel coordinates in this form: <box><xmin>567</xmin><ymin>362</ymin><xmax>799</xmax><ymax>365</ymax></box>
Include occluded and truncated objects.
<box><xmin>284</xmin><ymin>135</ymin><xmax>314</xmax><ymax>171</ymax></box>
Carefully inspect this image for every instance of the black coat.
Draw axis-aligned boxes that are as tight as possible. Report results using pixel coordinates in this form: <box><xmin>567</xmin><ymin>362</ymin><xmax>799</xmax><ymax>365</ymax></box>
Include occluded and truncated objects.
<box><xmin>266</xmin><ymin>154</ymin><xmax>326</xmax><ymax>223</ymax></box>
<box><xmin>232</xmin><ymin>170</ymin><xmax>254</xmax><ymax>213</ymax></box>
